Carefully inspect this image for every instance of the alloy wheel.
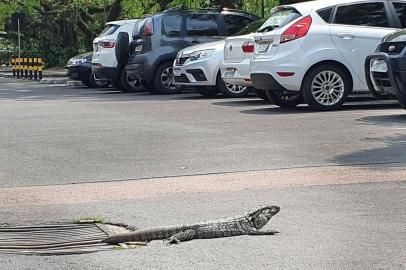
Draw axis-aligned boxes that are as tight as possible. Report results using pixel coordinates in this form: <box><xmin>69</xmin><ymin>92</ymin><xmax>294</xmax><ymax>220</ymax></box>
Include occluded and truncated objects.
<box><xmin>311</xmin><ymin>71</ymin><xmax>345</xmax><ymax>106</ymax></box>
<box><xmin>225</xmin><ymin>83</ymin><xmax>247</xmax><ymax>94</ymax></box>
<box><xmin>160</xmin><ymin>67</ymin><xmax>176</xmax><ymax>91</ymax></box>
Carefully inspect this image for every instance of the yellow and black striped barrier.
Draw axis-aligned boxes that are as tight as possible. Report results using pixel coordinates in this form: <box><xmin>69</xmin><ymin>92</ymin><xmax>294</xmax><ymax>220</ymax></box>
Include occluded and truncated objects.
<box><xmin>11</xmin><ymin>56</ymin><xmax>44</xmax><ymax>81</ymax></box>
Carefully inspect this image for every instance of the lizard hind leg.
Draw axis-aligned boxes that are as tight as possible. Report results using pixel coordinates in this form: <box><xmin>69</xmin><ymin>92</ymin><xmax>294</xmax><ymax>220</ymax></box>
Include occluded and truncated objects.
<box><xmin>166</xmin><ymin>229</ymin><xmax>196</xmax><ymax>245</ymax></box>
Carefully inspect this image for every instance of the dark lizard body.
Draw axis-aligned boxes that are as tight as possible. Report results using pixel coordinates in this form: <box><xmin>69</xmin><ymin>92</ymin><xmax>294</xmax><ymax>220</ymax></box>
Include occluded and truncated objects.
<box><xmin>102</xmin><ymin>205</ymin><xmax>280</xmax><ymax>244</ymax></box>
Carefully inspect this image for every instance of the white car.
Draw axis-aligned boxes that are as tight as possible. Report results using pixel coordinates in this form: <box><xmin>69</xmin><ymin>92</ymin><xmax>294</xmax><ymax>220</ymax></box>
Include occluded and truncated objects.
<box><xmin>250</xmin><ymin>0</ymin><xmax>405</xmax><ymax>111</ymax></box>
<box><xmin>173</xmin><ymin>20</ymin><xmax>264</xmax><ymax>98</ymax></box>
<box><xmin>220</xmin><ymin>19</ymin><xmax>268</xmax><ymax>100</ymax></box>
<box><xmin>92</xmin><ymin>19</ymin><xmax>142</xmax><ymax>91</ymax></box>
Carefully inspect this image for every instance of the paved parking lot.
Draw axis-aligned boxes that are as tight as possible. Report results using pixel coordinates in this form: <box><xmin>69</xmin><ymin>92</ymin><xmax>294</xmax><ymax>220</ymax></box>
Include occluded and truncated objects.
<box><xmin>0</xmin><ymin>78</ymin><xmax>405</xmax><ymax>269</ymax></box>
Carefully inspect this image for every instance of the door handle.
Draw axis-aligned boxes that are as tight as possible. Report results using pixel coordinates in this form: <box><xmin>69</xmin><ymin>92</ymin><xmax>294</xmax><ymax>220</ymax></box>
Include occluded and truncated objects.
<box><xmin>336</xmin><ymin>33</ymin><xmax>355</xmax><ymax>40</ymax></box>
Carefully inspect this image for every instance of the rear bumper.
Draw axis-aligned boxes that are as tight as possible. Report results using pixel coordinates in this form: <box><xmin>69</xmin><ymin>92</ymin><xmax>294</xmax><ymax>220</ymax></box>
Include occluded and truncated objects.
<box><xmin>91</xmin><ymin>65</ymin><xmax>119</xmax><ymax>80</ymax></box>
<box><xmin>365</xmin><ymin>50</ymin><xmax>406</xmax><ymax>103</ymax></box>
<box><xmin>220</xmin><ymin>59</ymin><xmax>252</xmax><ymax>87</ymax></box>
<box><xmin>250</xmin><ymin>73</ymin><xmax>288</xmax><ymax>91</ymax></box>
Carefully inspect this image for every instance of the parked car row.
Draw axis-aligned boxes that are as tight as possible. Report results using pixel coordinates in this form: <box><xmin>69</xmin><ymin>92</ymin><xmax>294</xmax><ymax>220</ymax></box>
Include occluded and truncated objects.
<box><xmin>66</xmin><ymin>0</ymin><xmax>406</xmax><ymax>111</ymax></box>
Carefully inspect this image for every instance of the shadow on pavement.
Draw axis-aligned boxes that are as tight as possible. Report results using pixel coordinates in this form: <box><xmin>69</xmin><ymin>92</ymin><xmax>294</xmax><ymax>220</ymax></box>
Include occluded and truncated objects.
<box><xmin>358</xmin><ymin>114</ymin><xmax>406</xmax><ymax>127</ymax></box>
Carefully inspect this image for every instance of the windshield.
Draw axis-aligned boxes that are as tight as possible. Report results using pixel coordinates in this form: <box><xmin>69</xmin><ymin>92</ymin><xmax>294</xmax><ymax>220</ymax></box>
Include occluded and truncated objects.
<box><xmin>233</xmin><ymin>19</ymin><xmax>267</xmax><ymax>36</ymax></box>
<box><xmin>97</xmin><ymin>24</ymin><xmax>120</xmax><ymax>37</ymax></box>
<box><xmin>258</xmin><ymin>8</ymin><xmax>301</xmax><ymax>32</ymax></box>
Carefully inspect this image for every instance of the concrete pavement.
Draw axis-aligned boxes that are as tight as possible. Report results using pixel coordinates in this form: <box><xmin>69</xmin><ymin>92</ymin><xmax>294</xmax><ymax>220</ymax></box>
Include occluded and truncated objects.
<box><xmin>0</xmin><ymin>78</ymin><xmax>405</xmax><ymax>269</ymax></box>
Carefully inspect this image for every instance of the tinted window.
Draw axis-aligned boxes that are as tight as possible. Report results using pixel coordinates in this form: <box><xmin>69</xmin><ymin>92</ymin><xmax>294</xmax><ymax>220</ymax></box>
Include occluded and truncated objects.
<box><xmin>186</xmin><ymin>14</ymin><xmax>218</xmax><ymax>36</ymax></box>
<box><xmin>258</xmin><ymin>8</ymin><xmax>301</xmax><ymax>32</ymax></box>
<box><xmin>224</xmin><ymin>15</ymin><xmax>255</xmax><ymax>35</ymax></box>
<box><xmin>393</xmin><ymin>2</ymin><xmax>406</xmax><ymax>28</ymax></box>
<box><xmin>234</xmin><ymin>19</ymin><xmax>266</xmax><ymax>36</ymax></box>
<box><xmin>334</xmin><ymin>2</ymin><xmax>389</xmax><ymax>27</ymax></box>
<box><xmin>317</xmin><ymin>8</ymin><xmax>333</xmax><ymax>22</ymax></box>
<box><xmin>97</xmin><ymin>24</ymin><xmax>120</xmax><ymax>37</ymax></box>
<box><xmin>132</xmin><ymin>20</ymin><xmax>145</xmax><ymax>37</ymax></box>
<box><xmin>162</xmin><ymin>15</ymin><xmax>182</xmax><ymax>37</ymax></box>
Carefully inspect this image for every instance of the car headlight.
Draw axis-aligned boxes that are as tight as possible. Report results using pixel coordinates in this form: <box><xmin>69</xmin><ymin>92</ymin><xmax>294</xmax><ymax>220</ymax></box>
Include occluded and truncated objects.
<box><xmin>189</xmin><ymin>49</ymin><xmax>215</xmax><ymax>61</ymax></box>
<box><xmin>67</xmin><ymin>58</ymin><xmax>88</xmax><ymax>66</ymax></box>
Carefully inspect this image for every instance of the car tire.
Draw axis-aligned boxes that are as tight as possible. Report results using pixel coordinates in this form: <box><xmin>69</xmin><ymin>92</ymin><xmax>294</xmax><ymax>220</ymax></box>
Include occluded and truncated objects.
<box><xmin>266</xmin><ymin>89</ymin><xmax>302</xmax><ymax>108</ymax></box>
<box><xmin>302</xmin><ymin>64</ymin><xmax>351</xmax><ymax>111</ymax></box>
<box><xmin>196</xmin><ymin>87</ymin><xmax>219</xmax><ymax>98</ymax></box>
<box><xmin>217</xmin><ymin>73</ymin><xmax>251</xmax><ymax>97</ymax></box>
<box><xmin>86</xmin><ymin>73</ymin><xmax>110</xmax><ymax>88</ymax></box>
<box><xmin>141</xmin><ymin>80</ymin><xmax>158</xmax><ymax>94</ymax></box>
<box><xmin>153</xmin><ymin>62</ymin><xmax>180</xmax><ymax>94</ymax></box>
<box><xmin>254</xmin><ymin>89</ymin><xmax>270</xmax><ymax>101</ymax></box>
<box><xmin>115</xmin><ymin>32</ymin><xmax>129</xmax><ymax>67</ymax></box>
<box><xmin>119</xmin><ymin>68</ymin><xmax>141</xmax><ymax>92</ymax></box>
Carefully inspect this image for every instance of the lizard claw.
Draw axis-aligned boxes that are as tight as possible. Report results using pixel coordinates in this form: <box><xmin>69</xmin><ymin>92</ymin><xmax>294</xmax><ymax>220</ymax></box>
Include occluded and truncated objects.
<box><xmin>165</xmin><ymin>236</ymin><xmax>180</xmax><ymax>245</ymax></box>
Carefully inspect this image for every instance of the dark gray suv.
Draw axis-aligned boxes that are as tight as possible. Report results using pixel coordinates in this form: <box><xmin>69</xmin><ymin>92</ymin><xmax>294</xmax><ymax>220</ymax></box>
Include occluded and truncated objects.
<box><xmin>125</xmin><ymin>7</ymin><xmax>259</xmax><ymax>94</ymax></box>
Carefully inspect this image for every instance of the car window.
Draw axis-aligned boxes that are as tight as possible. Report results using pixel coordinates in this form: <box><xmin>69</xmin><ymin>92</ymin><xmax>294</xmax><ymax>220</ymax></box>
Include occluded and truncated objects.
<box><xmin>233</xmin><ymin>19</ymin><xmax>266</xmax><ymax>36</ymax></box>
<box><xmin>392</xmin><ymin>2</ymin><xmax>406</xmax><ymax>28</ymax></box>
<box><xmin>333</xmin><ymin>2</ymin><xmax>389</xmax><ymax>27</ymax></box>
<box><xmin>258</xmin><ymin>8</ymin><xmax>301</xmax><ymax>32</ymax></box>
<box><xmin>162</xmin><ymin>15</ymin><xmax>182</xmax><ymax>37</ymax></box>
<box><xmin>97</xmin><ymin>24</ymin><xmax>120</xmax><ymax>37</ymax></box>
<box><xmin>186</xmin><ymin>14</ymin><xmax>218</xmax><ymax>36</ymax></box>
<box><xmin>224</xmin><ymin>15</ymin><xmax>255</xmax><ymax>35</ymax></box>
<box><xmin>317</xmin><ymin>7</ymin><xmax>333</xmax><ymax>23</ymax></box>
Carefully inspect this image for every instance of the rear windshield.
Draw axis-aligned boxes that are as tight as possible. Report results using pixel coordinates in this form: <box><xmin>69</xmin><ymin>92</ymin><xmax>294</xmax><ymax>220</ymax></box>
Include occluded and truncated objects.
<box><xmin>233</xmin><ymin>19</ymin><xmax>266</xmax><ymax>36</ymax></box>
<box><xmin>132</xmin><ymin>19</ymin><xmax>145</xmax><ymax>37</ymax></box>
<box><xmin>258</xmin><ymin>8</ymin><xmax>301</xmax><ymax>32</ymax></box>
<box><xmin>97</xmin><ymin>24</ymin><xmax>120</xmax><ymax>37</ymax></box>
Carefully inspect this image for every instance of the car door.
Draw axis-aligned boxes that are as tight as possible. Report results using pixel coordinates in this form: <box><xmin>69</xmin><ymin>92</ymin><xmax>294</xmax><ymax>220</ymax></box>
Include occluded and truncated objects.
<box><xmin>182</xmin><ymin>13</ymin><xmax>225</xmax><ymax>48</ymax></box>
<box><xmin>329</xmin><ymin>1</ymin><xmax>397</xmax><ymax>86</ymax></box>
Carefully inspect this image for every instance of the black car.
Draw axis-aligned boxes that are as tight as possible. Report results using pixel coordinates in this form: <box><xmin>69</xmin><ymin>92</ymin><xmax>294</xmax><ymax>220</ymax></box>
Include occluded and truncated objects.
<box><xmin>365</xmin><ymin>29</ymin><xmax>406</xmax><ymax>110</ymax></box>
<box><xmin>66</xmin><ymin>52</ymin><xmax>110</xmax><ymax>88</ymax></box>
<box><xmin>123</xmin><ymin>7</ymin><xmax>259</xmax><ymax>94</ymax></box>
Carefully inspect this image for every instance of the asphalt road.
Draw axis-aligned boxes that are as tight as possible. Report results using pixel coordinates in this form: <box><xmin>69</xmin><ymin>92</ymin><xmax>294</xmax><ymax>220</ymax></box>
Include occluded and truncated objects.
<box><xmin>0</xmin><ymin>78</ymin><xmax>405</xmax><ymax>269</ymax></box>
<box><xmin>0</xmin><ymin>78</ymin><xmax>405</xmax><ymax>187</ymax></box>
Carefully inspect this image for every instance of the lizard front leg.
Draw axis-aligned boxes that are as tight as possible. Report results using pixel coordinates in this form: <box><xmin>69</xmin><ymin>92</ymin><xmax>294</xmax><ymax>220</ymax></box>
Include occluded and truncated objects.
<box><xmin>167</xmin><ymin>229</ymin><xmax>196</xmax><ymax>245</ymax></box>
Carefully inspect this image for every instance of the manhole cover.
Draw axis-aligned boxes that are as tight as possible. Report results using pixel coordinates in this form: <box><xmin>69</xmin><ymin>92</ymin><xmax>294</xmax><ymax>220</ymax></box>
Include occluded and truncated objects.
<box><xmin>0</xmin><ymin>222</ymin><xmax>131</xmax><ymax>255</ymax></box>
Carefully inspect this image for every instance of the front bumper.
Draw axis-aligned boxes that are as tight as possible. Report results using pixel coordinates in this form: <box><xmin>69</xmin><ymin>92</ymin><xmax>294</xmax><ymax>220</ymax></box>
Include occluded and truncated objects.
<box><xmin>66</xmin><ymin>64</ymin><xmax>91</xmax><ymax>81</ymax></box>
<box><xmin>220</xmin><ymin>59</ymin><xmax>252</xmax><ymax>87</ymax></box>
<box><xmin>173</xmin><ymin>56</ymin><xmax>219</xmax><ymax>87</ymax></box>
<box><xmin>365</xmin><ymin>50</ymin><xmax>406</xmax><ymax>103</ymax></box>
<box><xmin>91</xmin><ymin>65</ymin><xmax>119</xmax><ymax>80</ymax></box>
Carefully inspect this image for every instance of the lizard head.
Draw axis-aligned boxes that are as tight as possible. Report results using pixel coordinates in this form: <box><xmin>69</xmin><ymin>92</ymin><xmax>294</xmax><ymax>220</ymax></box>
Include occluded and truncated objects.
<box><xmin>246</xmin><ymin>205</ymin><xmax>280</xmax><ymax>229</ymax></box>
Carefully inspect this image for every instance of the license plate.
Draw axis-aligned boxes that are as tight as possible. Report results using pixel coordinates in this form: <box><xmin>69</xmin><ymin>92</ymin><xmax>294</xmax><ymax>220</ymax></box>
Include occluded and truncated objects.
<box><xmin>173</xmin><ymin>68</ymin><xmax>181</xmax><ymax>76</ymax></box>
<box><xmin>257</xmin><ymin>41</ymin><xmax>271</xmax><ymax>53</ymax></box>
<box><xmin>224</xmin><ymin>68</ymin><xmax>235</xmax><ymax>78</ymax></box>
<box><xmin>370</xmin><ymin>59</ymin><xmax>388</xmax><ymax>73</ymax></box>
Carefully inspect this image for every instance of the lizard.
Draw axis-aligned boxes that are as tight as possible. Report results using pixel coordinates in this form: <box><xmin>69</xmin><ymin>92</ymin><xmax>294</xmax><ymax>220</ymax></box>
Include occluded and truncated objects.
<box><xmin>102</xmin><ymin>205</ymin><xmax>280</xmax><ymax>245</ymax></box>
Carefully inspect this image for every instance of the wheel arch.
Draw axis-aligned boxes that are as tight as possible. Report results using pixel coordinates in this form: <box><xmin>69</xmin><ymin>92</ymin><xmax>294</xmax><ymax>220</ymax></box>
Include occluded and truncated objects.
<box><xmin>301</xmin><ymin>60</ymin><xmax>354</xmax><ymax>93</ymax></box>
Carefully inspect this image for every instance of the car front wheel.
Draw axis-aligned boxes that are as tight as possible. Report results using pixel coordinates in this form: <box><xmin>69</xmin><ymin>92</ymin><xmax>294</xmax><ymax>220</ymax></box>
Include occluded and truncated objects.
<box><xmin>266</xmin><ymin>89</ymin><xmax>302</xmax><ymax>108</ymax></box>
<box><xmin>217</xmin><ymin>74</ymin><xmax>251</xmax><ymax>97</ymax></box>
<box><xmin>302</xmin><ymin>64</ymin><xmax>351</xmax><ymax>111</ymax></box>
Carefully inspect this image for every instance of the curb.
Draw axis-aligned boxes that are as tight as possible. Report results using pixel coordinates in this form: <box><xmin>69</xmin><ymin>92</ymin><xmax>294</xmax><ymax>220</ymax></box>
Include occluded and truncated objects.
<box><xmin>40</xmin><ymin>78</ymin><xmax>68</xmax><ymax>84</ymax></box>
<box><xmin>66</xmin><ymin>80</ymin><xmax>84</xmax><ymax>87</ymax></box>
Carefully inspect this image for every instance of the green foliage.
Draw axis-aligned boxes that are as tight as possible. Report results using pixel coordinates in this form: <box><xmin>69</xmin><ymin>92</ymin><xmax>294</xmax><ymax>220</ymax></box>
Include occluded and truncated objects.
<box><xmin>0</xmin><ymin>0</ymin><xmax>281</xmax><ymax>67</ymax></box>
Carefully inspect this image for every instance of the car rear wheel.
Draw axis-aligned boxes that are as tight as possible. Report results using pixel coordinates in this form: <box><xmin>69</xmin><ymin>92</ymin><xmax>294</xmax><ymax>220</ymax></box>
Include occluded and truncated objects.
<box><xmin>266</xmin><ymin>89</ymin><xmax>302</xmax><ymax>108</ymax></box>
<box><xmin>254</xmin><ymin>89</ymin><xmax>270</xmax><ymax>102</ymax></box>
<box><xmin>153</xmin><ymin>62</ymin><xmax>180</xmax><ymax>94</ymax></box>
<box><xmin>82</xmin><ymin>73</ymin><xmax>110</xmax><ymax>88</ymax></box>
<box><xmin>217</xmin><ymin>74</ymin><xmax>251</xmax><ymax>97</ymax></box>
<box><xmin>119</xmin><ymin>68</ymin><xmax>141</xmax><ymax>92</ymax></box>
<box><xmin>196</xmin><ymin>87</ymin><xmax>219</xmax><ymax>98</ymax></box>
<box><xmin>302</xmin><ymin>64</ymin><xmax>351</xmax><ymax>111</ymax></box>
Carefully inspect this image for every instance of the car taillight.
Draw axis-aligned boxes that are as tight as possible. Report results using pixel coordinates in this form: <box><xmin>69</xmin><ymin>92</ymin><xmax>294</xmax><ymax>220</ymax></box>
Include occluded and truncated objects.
<box><xmin>98</xmin><ymin>40</ymin><xmax>115</xmax><ymax>48</ymax></box>
<box><xmin>280</xmin><ymin>16</ymin><xmax>312</xmax><ymax>44</ymax></box>
<box><xmin>142</xmin><ymin>18</ymin><xmax>154</xmax><ymax>36</ymax></box>
<box><xmin>242</xmin><ymin>42</ymin><xmax>255</xmax><ymax>53</ymax></box>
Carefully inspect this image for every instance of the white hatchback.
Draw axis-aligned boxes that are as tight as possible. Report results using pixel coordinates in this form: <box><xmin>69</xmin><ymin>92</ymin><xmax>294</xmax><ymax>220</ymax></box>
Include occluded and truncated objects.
<box><xmin>250</xmin><ymin>0</ymin><xmax>405</xmax><ymax>110</ymax></box>
<box><xmin>92</xmin><ymin>19</ymin><xmax>141</xmax><ymax>91</ymax></box>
